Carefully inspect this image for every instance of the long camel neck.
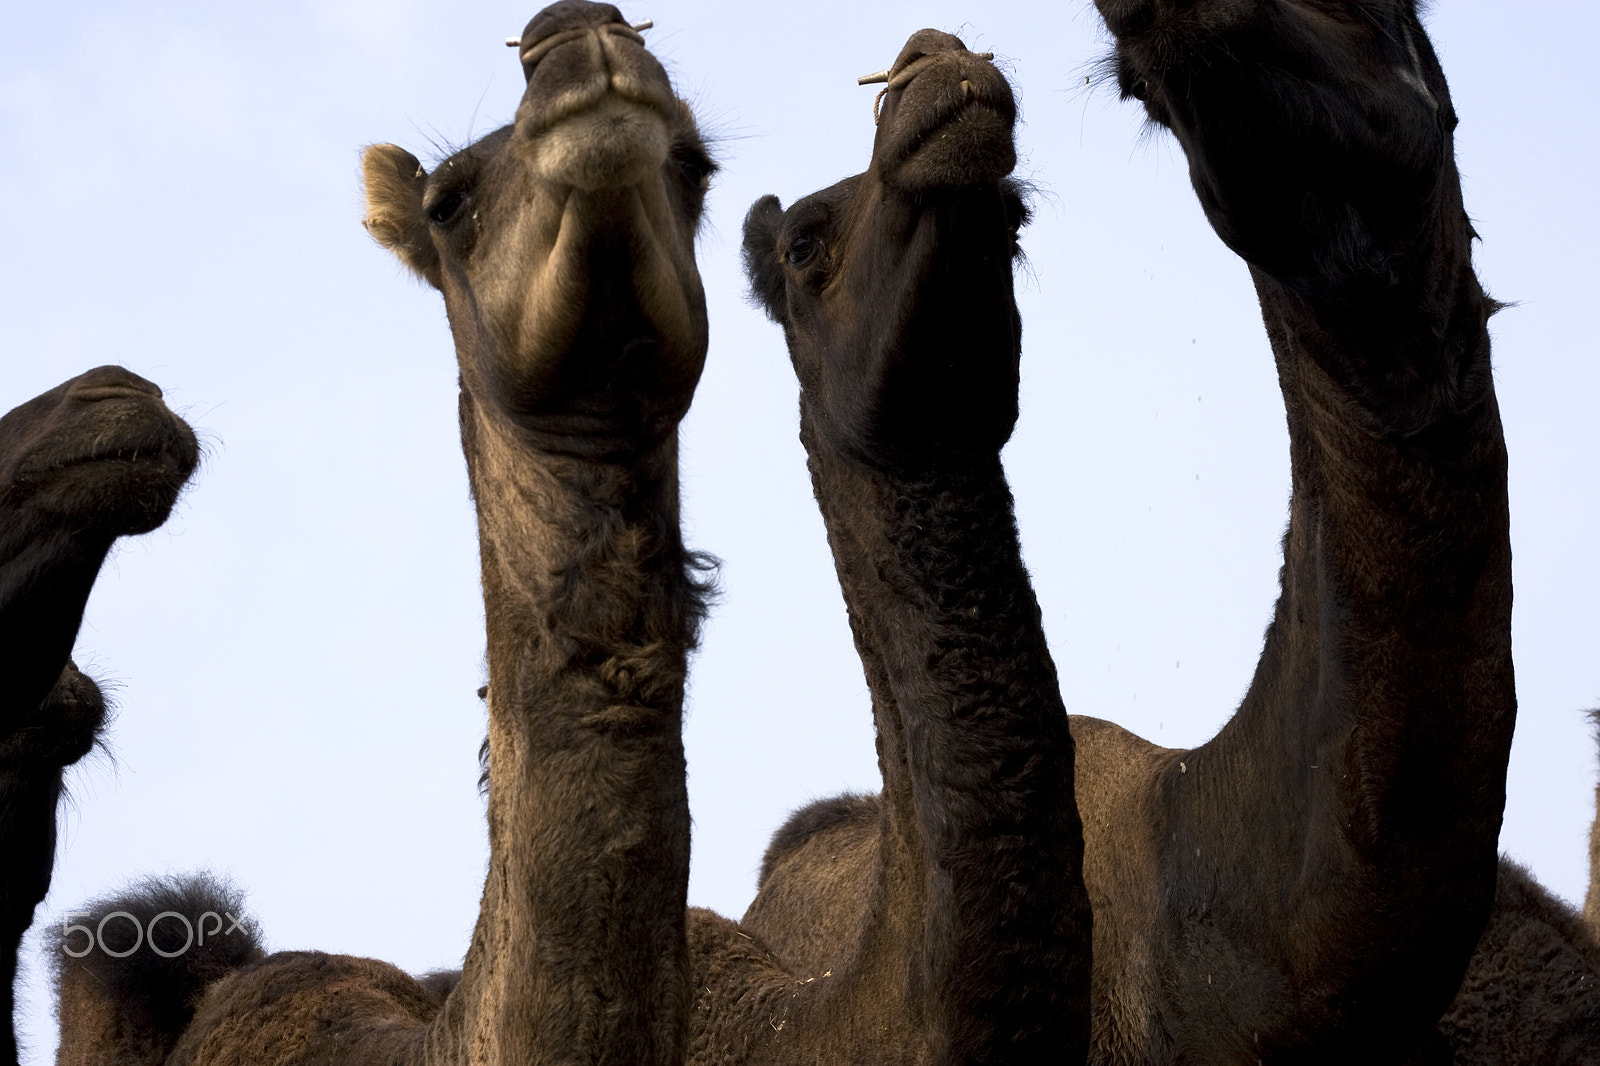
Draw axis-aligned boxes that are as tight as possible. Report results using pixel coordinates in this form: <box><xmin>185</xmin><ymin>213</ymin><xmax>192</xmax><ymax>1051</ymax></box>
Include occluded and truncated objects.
<box><xmin>421</xmin><ymin>395</ymin><xmax>700</xmax><ymax>1066</ymax></box>
<box><xmin>799</xmin><ymin>421</ymin><xmax>1091</xmax><ymax>1065</ymax></box>
<box><xmin>1184</xmin><ymin>192</ymin><xmax>1513</xmax><ymax>1026</ymax></box>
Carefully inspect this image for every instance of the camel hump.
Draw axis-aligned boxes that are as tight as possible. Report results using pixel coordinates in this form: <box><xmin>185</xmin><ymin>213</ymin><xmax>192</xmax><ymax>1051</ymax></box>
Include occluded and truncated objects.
<box><xmin>54</xmin><ymin>874</ymin><xmax>264</xmax><ymax>1066</ymax></box>
<box><xmin>1438</xmin><ymin>859</ymin><xmax>1600</xmax><ymax>1060</ymax></box>
<box><xmin>758</xmin><ymin>792</ymin><xmax>881</xmax><ymax>890</ymax></box>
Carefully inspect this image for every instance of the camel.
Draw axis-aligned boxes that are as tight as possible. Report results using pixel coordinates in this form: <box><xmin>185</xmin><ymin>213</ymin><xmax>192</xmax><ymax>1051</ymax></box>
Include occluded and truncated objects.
<box><xmin>0</xmin><ymin>366</ymin><xmax>198</xmax><ymax>1066</ymax></box>
<box><xmin>691</xmin><ymin>27</ymin><xmax>1095</xmax><ymax>1065</ymax></box>
<box><xmin>740</xmin><ymin>2</ymin><xmax>1515</xmax><ymax>1061</ymax></box>
<box><xmin>55</xmin><ymin>2</ymin><xmax>716</xmax><ymax>1062</ymax></box>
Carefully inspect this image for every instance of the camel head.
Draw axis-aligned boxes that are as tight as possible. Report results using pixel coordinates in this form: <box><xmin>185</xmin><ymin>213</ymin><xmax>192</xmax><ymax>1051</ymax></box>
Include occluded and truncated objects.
<box><xmin>0</xmin><ymin>365</ymin><xmax>196</xmax><ymax>736</ymax></box>
<box><xmin>741</xmin><ymin>29</ymin><xmax>1026</xmax><ymax>470</ymax></box>
<box><xmin>1094</xmin><ymin>0</ymin><xmax>1456</xmax><ymax>328</ymax></box>
<box><xmin>0</xmin><ymin>366</ymin><xmax>199</xmax><ymax>544</ymax></box>
<box><xmin>362</xmin><ymin>1</ymin><xmax>714</xmax><ymax>458</ymax></box>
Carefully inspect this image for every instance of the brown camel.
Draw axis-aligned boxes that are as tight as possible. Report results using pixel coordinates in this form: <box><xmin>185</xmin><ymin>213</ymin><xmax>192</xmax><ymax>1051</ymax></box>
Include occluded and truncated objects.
<box><xmin>0</xmin><ymin>366</ymin><xmax>198</xmax><ymax>1066</ymax></box>
<box><xmin>55</xmin><ymin>2</ymin><xmax>715</xmax><ymax>1062</ymax></box>
<box><xmin>742</xmin><ymin>2</ymin><xmax>1515</xmax><ymax>1062</ymax></box>
<box><xmin>693</xmin><ymin>28</ymin><xmax>1094</xmax><ymax>1066</ymax></box>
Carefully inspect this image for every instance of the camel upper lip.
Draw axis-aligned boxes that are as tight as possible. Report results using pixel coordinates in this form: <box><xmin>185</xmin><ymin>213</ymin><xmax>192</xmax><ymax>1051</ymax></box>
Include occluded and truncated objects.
<box><xmin>515</xmin><ymin>24</ymin><xmax>676</xmax><ymax>135</ymax></box>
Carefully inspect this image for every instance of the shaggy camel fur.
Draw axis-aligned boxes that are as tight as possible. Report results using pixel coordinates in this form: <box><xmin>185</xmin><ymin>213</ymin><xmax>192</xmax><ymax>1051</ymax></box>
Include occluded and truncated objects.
<box><xmin>1424</xmin><ymin>859</ymin><xmax>1600</xmax><ymax>1063</ymax></box>
<box><xmin>1412</xmin><ymin>711</ymin><xmax>1600</xmax><ymax>1063</ymax></box>
<box><xmin>0</xmin><ymin>366</ymin><xmax>197</xmax><ymax>1066</ymax></box>
<box><xmin>716</xmin><ymin>28</ymin><xmax>1094</xmax><ymax>1066</ymax></box>
<box><xmin>744</xmin><ymin>2</ymin><xmax>1514</xmax><ymax>1062</ymax></box>
<box><xmin>56</xmin><ymin>3</ymin><xmax>714</xmax><ymax>1063</ymax></box>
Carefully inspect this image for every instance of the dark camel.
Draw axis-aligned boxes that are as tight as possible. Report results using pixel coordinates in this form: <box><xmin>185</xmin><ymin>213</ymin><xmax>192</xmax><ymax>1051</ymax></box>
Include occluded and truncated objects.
<box><xmin>0</xmin><ymin>366</ymin><xmax>197</xmax><ymax>1066</ymax></box>
<box><xmin>743</xmin><ymin>2</ymin><xmax>1514</xmax><ymax>1062</ymax></box>
<box><xmin>55</xmin><ymin>3</ymin><xmax>715</xmax><ymax>1062</ymax></box>
<box><xmin>693</xmin><ymin>28</ymin><xmax>1094</xmax><ymax>1066</ymax></box>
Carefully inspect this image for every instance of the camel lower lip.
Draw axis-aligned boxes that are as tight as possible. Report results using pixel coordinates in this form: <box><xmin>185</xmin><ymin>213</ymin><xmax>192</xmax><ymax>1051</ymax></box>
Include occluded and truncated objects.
<box><xmin>903</xmin><ymin>101</ymin><xmax>1009</xmax><ymax>157</ymax></box>
<box><xmin>524</xmin><ymin>81</ymin><xmax>675</xmax><ymax>138</ymax></box>
<box><xmin>520</xmin><ymin>91</ymin><xmax>673</xmax><ymax>191</ymax></box>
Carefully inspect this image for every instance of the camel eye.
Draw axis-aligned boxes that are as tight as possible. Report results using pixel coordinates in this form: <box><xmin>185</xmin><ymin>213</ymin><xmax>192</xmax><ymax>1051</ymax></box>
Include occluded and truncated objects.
<box><xmin>673</xmin><ymin>142</ymin><xmax>716</xmax><ymax>190</ymax></box>
<box><xmin>427</xmin><ymin>189</ymin><xmax>468</xmax><ymax>226</ymax></box>
<box><xmin>785</xmin><ymin>235</ymin><xmax>821</xmax><ymax>267</ymax></box>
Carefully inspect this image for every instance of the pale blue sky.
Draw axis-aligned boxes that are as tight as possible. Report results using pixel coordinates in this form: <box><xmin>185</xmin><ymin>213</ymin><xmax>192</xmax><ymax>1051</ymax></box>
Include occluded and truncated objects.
<box><xmin>5</xmin><ymin>2</ymin><xmax>1597</xmax><ymax>1056</ymax></box>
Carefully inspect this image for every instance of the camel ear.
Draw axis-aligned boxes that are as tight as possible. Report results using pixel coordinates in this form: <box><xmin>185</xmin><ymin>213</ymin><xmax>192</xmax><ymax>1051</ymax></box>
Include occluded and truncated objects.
<box><xmin>362</xmin><ymin>144</ymin><xmax>440</xmax><ymax>285</ymax></box>
<box><xmin>741</xmin><ymin>195</ymin><xmax>787</xmax><ymax>322</ymax></box>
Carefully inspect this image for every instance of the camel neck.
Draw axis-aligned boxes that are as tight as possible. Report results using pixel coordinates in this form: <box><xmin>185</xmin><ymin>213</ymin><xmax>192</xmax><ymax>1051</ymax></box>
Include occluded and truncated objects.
<box><xmin>423</xmin><ymin>396</ymin><xmax>701</xmax><ymax>1066</ymax></box>
<box><xmin>799</xmin><ymin>418</ymin><xmax>1091</xmax><ymax>1064</ymax></box>
<box><xmin>1174</xmin><ymin>241</ymin><xmax>1514</xmax><ymax>1040</ymax></box>
<box><xmin>1238</xmin><ymin>259</ymin><xmax>1513</xmax><ymax>843</ymax></box>
<box><xmin>0</xmin><ymin>531</ymin><xmax>110</xmax><ymax>728</ymax></box>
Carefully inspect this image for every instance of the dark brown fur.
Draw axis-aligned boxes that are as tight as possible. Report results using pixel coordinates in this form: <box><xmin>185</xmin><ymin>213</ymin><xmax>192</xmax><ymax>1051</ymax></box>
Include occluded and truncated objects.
<box><xmin>743</xmin><ymin>3</ymin><xmax>1514</xmax><ymax>1063</ymax></box>
<box><xmin>0</xmin><ymin>367</ymin><xmax>196</xmax><ymax>1066</ymax></box>
<box><xmin>1434</xmin><ymin>859</ymin><xmax>1600</xmax><ymax>1063</ymax></box>
<box><xmin>1417</xmin><ymin>714</ymin><xmax>1600</xmax><ymax>1062</ymax></box>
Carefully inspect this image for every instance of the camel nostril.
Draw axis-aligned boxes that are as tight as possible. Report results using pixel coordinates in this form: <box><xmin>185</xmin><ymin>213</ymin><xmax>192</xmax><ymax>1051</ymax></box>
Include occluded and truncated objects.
<box><xmin>891</xmin><ymin>49</ymin><xmax>931</xmax><ymax>81</ymax></box>
<box><xmin>506</xmin><ymin>17</ymin><xmax>650</xmax><ymax>48</ymax></box>
<box><xmin>862</xmin><ymin>49</ymin><xmax>996</xmax><ymax>90</ymax></box>
<box><xmin>69</xmin><ymin>366</ymin><xmax>163</xmax><ymax>402</ymax></box>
